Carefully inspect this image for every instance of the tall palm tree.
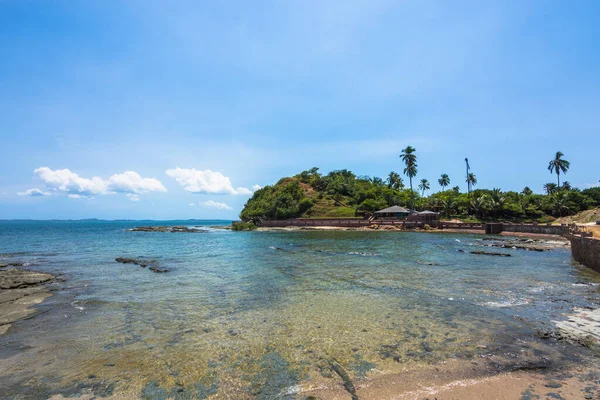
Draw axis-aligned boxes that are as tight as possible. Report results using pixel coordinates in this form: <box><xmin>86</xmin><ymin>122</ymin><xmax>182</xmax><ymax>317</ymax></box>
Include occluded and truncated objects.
<box><xmin>543</xmin><ymin>182</ymin><xmax>558</xmax><ymax>195</ymax></box>
<box><xmin>438</xmin><ymin>174</ymin><xmax>450</xmax><ymax>191</ymax></box>
<box><xmin>400</xmin><ymin>146</ymin><xmax>418</xmax><ymax>209</ymax></box>
<box><xmin>386</xmin><ymin>171</ymin><xmax>404</xmax><ymax>190</ymax></box>
<box><xmin>418</xmin><ymin>179</ymin><xmax>430</xmax><ymax>209</ymax></box>
<box><xmin>466</xmin><ymin>173</ymin><xmax>477</xmax><ymax>193</ymax></box>
<box><xmin>548</xmin><ymin>151</ymin><xmax>570</xmax><ymax>187</ymax></box>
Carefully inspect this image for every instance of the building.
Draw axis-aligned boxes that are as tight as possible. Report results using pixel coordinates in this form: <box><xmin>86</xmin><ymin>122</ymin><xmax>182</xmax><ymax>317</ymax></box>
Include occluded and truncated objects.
<box><xmin>373</xmin><ymin>205</ymin><xmax>414</xmax><ymax>219</ymax></box>
<box><xmin>406</xmin><ymin>210</ymin><xmax>440</xmax><ymax>223</ymax></box>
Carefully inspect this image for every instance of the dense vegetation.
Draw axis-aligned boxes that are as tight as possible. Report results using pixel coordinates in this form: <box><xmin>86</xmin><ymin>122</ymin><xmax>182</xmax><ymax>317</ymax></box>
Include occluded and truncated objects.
<box><xmin>240</xmin><ymin>150</ymin><xmax>600</xmax><ymax>223</ymax></box>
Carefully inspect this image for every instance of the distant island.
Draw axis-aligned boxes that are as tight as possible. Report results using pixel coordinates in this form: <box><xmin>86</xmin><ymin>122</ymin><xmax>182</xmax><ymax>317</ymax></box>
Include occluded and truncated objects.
<box><xmin>240</xmin><ymin>164</ymin><xmax>600</xmax><ymax>224</ymax></box>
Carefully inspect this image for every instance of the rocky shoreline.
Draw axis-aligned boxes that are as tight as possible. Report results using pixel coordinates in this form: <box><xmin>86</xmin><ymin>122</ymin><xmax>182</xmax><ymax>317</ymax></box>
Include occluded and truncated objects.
<box><xmin>0</xmin><ymin>266</ymin><xmax>55</xmax><ymax>335</ymax></box>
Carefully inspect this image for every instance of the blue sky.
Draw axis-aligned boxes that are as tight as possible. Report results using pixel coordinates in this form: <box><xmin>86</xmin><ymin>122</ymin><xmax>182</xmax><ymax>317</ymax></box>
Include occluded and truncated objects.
<box><xmin>1</xmin><ymin>0</ymin><xmax>599</xmax><ymax>220</ymax></box>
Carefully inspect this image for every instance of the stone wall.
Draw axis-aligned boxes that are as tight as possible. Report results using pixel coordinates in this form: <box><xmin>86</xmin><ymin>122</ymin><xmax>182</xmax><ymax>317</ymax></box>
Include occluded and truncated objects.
<box><xmin>257</xmin><ymin>218</ymin><xmax>372</xmax><ymax>228</ymax></box>
<box><xmin>501</xmin><ymin>223</ymin><xmax>568</xmax><ymax>235</ymax></box>
<box><xmin>568</xmin><ymin>233</ymin><xmax>600</xmax><ymax>274</ymax></box>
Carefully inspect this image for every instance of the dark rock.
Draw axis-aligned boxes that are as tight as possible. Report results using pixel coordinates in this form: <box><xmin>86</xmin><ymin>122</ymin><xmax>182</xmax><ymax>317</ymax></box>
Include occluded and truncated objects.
<box><xmin>544</xmin><ymin>381</ymin><xmax>562</xmax><ymax>389</ymax></box>
<box><xmin>470</xmin><ymin>251</ymin><xmax>511</xmax><ymax>257</ymax></box>
<box><xmin>130</xmin><ymin>226</ymin><xmax>207</xmax><ymax>233</ymax></box>
<box><xmin>0</xmin><ymin>268</ymin><xmax>53</xmax><ymax>289</ymax></box>
<box><xmin>149</xmin><ymin>266</ymin><xmax>169</xmax><ymax>273</ymax></box>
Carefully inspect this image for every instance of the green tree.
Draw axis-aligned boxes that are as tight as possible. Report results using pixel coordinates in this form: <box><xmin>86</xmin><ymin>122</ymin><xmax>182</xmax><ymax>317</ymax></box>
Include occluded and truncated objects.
<box><xmin>418</xmin><ymin>178</ymin><xmax>430</xmax><ymax>209</ymax></box>
<box><xmin>562</xmin><ymin>181</ymin><xmax>572</xmax><ymax>191</ymax></box>
<box><xmin>466</xmin><ymin>173</ymin><xmax>477</xmax><ymax>196</ymax></box>
<box><xmin>544</xmin><ymin>182</ymin><xmax>558</xmax><ymax>195</ymax></box>
<box><xmin>400</xmin><ymin>146</ymin><xmax>418</xmax><ymax>209</ymax></box>
<box><xmin>551</xmin><ymin>193</ymin><xmax>570</xmax><ymax>217</ymax></box>
<box><xmin>438</xmin><ymin>174</ymin><xmax>450</xmax><ymax>190</ymax></box>
<box><xmin>521</xmin><ymin>186</ymin><xmax>533</xmax><ymax>196</ymax></box>
<box><xmin>548</xmin><ymin>151</ymin><xmax>570</xmax><ymax>187</ymax></box>
<box><xmin>386</xmin><ymin>171</ymin><xmax>404</xmax><ymax>190</ymax></box>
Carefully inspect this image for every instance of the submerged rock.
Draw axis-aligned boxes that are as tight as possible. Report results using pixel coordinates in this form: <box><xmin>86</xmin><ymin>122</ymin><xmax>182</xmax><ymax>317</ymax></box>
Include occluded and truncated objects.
<box><xmin>0</xmin><ymin>261</ymin><xmax>26</xmax><ymax>268</ymax></box>
<box><xmin>470</xmin><ymin>251</ymin><xmax>511</xmax><ymax>257</ymax></box>
<box><xmin>115</xmin><ymin>258</ymin><xmax>169</xmax><ymax>273</ymax></box>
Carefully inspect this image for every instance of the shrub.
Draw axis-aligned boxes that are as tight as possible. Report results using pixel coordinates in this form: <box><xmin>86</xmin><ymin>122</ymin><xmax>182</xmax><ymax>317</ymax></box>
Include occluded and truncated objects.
<box><xmin>231</xmin><ymin>222</ymin><xmax>257</xmax><ymax>231</ymax></box>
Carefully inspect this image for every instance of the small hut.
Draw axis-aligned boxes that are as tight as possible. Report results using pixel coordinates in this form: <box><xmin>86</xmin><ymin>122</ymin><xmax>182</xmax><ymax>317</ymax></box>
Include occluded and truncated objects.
<box><xmin>374</xmin><ymin>206</ymin><xmax>413</xmax><ymax>220</ymax></box>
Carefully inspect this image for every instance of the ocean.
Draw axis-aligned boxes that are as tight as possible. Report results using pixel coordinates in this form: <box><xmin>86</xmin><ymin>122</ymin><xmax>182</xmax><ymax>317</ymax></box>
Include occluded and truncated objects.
<box><xmin>0</xmin><ymin>220</ymin><xmax>599</xmax><ymax>399</ymax></box>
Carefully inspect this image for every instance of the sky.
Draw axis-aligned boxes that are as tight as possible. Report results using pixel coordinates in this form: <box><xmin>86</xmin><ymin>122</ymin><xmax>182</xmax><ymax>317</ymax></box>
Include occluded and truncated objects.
<box><xmin>1</xmin><ymin>0</ymin><xmax>599</xmax><ymax>220</ymax></box>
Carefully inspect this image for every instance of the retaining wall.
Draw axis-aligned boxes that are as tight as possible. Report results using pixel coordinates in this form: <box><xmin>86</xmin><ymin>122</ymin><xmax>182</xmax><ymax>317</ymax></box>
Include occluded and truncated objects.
<box><xmin>567</xmin><ymin>233</ymin><xmax>600</xmax><ymax>274</ymax></box>
<box><xmin>501</xmin><ymin>223</ymin><xmax>568</xmax><ymax>236</ymax></box>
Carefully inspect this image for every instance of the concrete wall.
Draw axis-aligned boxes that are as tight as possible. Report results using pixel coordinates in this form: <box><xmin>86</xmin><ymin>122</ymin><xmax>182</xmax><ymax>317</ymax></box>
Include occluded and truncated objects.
<box><xmin>568</xmin><ymin>233</ymin><xmax>600</xmax><ymax>274</ymax></box>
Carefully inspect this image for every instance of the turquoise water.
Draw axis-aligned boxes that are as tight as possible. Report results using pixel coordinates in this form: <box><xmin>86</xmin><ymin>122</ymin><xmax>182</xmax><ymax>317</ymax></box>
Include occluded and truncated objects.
<box><xmin>0</xmin><ymin>221</ymin><xmax>599</xmax><ymax>399</ymax></box>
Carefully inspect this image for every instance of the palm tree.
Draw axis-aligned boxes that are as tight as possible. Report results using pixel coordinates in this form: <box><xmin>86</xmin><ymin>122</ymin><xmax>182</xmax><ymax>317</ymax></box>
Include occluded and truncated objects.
<box><xmin>418</xmin><ymin>179</ymin><xmax>430</xmax><ymax>209</ymax></box>
<box><xmin>466</xmin><ymin>173</ymin><xmax>477</xmax><ymax>195</ymax></box>
<box><xmin>470</xmin><ymin>195</ymin><xmax>488</xmax><ymax>217</ymax></box>
<box><xmin>562</xmin><ymin>181</ymin><xmax>572</xmax><ymax>191</ymax></box>
<box><xmin>548</xmin><ymin>151</ymin><xmax>570</xmax><ymax>187</ymax></box>
<box><xmin>521</xmin><ymin>187</ymin><xmax>533</xmax><ymax>196</ymax></box>
<box><xmin>441</xmin><ymin>199</ymin><xmax>458</xmax><ymax>217</ymax></box>
<box><xmin>371</xmin><ymin>177</ymin><xmax>384</xmax><ymax>186</ymax></box>
<box><xmin>489</xmin><ymin>189</ymin><xmax>505</xmax><ymax>219</ymax></box>
<box><xmin>386</xmin><ymin>171</ymin><xmax>404</xmax><ymax>190</ymax></box>
<box><xmin>438</xmin><ymin>174</ymin><xmax>450</xmax><ymax>191</ymax></box>
<box><xmin>400</xmin><ymin>146</ymin><xmax>418</xmax><ymax>209</ymax></box>
<box><xmin>551</xmin><ymin>193</ymin><xmax>570</xmax><ymax>217</ymax></box>
<box><xmin>543</xmin><ymin>182</ymin><xmax>558</xmax><ymax>195</ymax></box>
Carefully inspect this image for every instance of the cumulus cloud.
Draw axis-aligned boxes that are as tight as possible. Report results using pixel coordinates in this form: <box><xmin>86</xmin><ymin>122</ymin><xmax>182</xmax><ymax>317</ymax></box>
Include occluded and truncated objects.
<box><xmin>17</xmin><ymin>188</ymin><xmax>51</xmax><ymax>197</ymax></box>
<box><xmin>165</xmin><ymin>167</ymin><xmax>256</xmax><ymax>195</ymax></box>
<box><xmin>126</xmin><ymin>194</ymin><xmax>141</xmax><ymax>202</ymax></box>
<box><xmin>107</xmin><ymin>171</ymin><xmax>166</xmax><ymax>194</ymax></box>
<box><xmin>252</xmin><ymin>184</ymin><xmax>262</xmax><ymax>191</ymax></box>
<box><xmin>31</xmin><ymin>167</ymin><xmax>166</xmax><ymax>199</ymax></box>
<box><xmin>198</xmin><ymin>200</ymin><xmax>233</xmax><ymax>210</ymax></box>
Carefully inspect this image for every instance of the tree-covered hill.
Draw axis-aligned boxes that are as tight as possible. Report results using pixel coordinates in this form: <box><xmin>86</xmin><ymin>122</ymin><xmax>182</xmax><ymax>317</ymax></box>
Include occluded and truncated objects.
<box><xmin>239</xmin><ymin>168</ymin><xmax>600</xmax><ymax>222</ymax></box>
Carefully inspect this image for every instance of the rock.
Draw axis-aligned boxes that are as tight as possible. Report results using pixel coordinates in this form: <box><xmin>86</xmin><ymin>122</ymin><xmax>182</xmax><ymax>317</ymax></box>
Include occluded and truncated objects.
<box><xmin>470</xmin><ymin>251</ymin><xmax>511</xmax><ymax>257</ymax></box>
<box><xmin>149</xmin><ymin>266</ymin><xmax>169</xmax><ymax>273</ymax></box>
<box><xmin>0</xmin><ymin>262</ymin><xmax>26</xmax><ymax>268</ymax></box>
<box><xmin>116</xmin><ymin>258</ymin><xmax>169</xmax><ymax>273</ymax></box>
<box><xmin>115</xmin><ymin>257</ymin><xmax>158</xmax><ymax>268</ymax></box>
<box><xmin>0</xmin><ymin>268</ymin><xmax>53</xmax><ymax>290</ymax></box>
<box><xmin>545</xmin><ymin>381</ymin><xmax>563</xmax><ymax>389</ymax></box>
<box><xmin>130</xmin><ymin>226</ymin><xmax>207</xmax><ymax>233</ymax></box>
<box><xmin>0</xmin><ymin>269</ymin><xmax>54</xmax><ymax>336</ymax></box>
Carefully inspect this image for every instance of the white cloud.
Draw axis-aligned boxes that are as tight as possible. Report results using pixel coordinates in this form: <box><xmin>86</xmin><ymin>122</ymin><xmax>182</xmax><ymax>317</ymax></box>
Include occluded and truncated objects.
<box><xmin>198</xmin><ymin>200</ymin><xmax>233</xmax><ymax>210</ymax></box>
<box><xmin>252</xmin><ymin>184</ymin><xmax>262</xmax><ymax>191</ymax></box>
<box><xmin>165</xmin><ymin>167</ymin><xmax>254</xmax><ymax>195</ymax></box>
<box><xmin>32</xmin><ymin>167</ymin><xmax>166</xmax><ymax>199</ymax></box>
<box><xmin>17</xmin><ymin>188</ymin><xmax>51</xmax><ymax>197</ymax></box>
<box><xmin>107</xmin><ymin>171</ymin><xmax>166</xmax><ymax>194</ymax></box>
<box><xmin>586</xmin><ymin>182</ymin><xmax>600</xmax><ymax>188</ymax></box>
<box><xmin>34</xmin><ymin>167</ymin><xmax>106</xmax><ymax>196</ymax></box>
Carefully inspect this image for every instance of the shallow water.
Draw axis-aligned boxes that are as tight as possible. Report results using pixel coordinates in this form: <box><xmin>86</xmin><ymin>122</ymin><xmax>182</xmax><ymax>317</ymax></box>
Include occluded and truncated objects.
<box><xmin>0</xmin><ymin>221</ymin><xmax>599</xmax><ymax>399</ymax></box>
